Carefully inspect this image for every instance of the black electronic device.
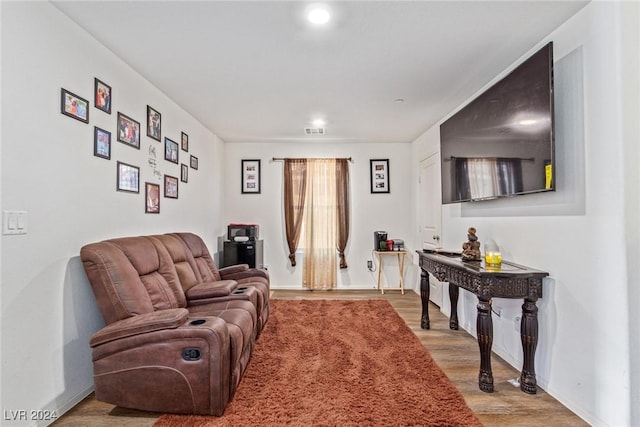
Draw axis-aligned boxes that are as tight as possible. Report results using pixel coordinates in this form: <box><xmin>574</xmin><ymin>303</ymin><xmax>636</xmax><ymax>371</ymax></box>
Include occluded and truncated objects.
<box><xmin>223</xmin><ymin>239</ymin><xmax>263</xmax><ymax>269</ymax></box>
<box><xmin>374</xmin><ymin>231</ymin><xmax>388</xmax><ymax>251</ymax></box>
<box><xmin>227</xmin><ymin>224</ymin><xmax>259</xmax><ymax>241</ymax></box>
<box><xmin>440</xmin><ymin>42</ymin><xmax>555</xmax><ymax>204</ymax></box>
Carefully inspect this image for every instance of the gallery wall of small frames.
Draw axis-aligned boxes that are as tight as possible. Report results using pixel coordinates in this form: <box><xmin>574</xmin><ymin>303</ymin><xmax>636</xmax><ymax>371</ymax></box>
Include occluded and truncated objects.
<box><xmin>61</xmin><ymin>78</ymin><xmax>201</xmax><ymax>214</ymax></box>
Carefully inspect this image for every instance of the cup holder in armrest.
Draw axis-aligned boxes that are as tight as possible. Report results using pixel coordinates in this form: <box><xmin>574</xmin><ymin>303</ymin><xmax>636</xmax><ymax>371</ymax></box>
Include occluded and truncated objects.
<box><xmin>182</xmin><ymin>347</ymin><xmax>202</xmax><ymax>361</ymax></box>
<box><xmin>189</xmin><ymin>319</ymin><xmax>206</xmax><ymax>326</ymax></box>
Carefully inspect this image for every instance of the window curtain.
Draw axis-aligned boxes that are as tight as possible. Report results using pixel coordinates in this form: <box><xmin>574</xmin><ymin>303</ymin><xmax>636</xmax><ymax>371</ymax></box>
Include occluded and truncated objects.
<box><xmin>335</xmin><ymin>158</ymin><xmax>350</xmax><ymax>268</ymax></box>
<box><xmin>284</xmin><ymin>159</ymin><xmax>307</xmax><ymax>267</ymax></box>
<box><xmin>303</xmin><ymin>159</ymin><xmax>337</xmax><ymax>289</ymax></box>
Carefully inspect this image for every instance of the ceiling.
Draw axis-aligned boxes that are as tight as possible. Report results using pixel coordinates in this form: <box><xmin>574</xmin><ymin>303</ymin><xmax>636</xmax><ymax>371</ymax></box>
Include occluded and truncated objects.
<box><xmin>52</xmin><ymin>1</ymin><xmax>588</xmax><ymax>144</ymax></box>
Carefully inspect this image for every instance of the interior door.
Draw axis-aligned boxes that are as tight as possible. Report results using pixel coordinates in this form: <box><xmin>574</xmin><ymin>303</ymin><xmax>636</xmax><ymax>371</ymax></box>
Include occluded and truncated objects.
<box><xmin>418</xmin><ymin>153</ymin><xmax>443</xmax><ymax>306</ymax></box>
<box><xmin>418</xmin><ymin>153</ymin><xmax>442</xmax><ymax>249</ymax></box>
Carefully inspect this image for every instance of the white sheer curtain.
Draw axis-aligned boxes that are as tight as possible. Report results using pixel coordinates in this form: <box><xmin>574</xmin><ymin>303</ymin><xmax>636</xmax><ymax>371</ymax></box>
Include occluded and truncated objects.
<box><xmin>467</xmin><ymin>158</ymin><xmax>500</xmax><ymax>200</ymax></box>
<box><xmin>303</xmin><ymin>159</ymin><xmax>337</xmax><ymax>289</ymax></box>
<box><xmin>466</xmin><ymin>158</ymin><xmax>523</xmax><ymax>200</ymax></box>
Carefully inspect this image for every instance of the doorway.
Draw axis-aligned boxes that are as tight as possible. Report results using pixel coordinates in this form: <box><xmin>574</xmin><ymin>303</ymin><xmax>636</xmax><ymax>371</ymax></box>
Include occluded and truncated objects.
<box><xmin>418</xmin><ymin>153</ymin><xmax>444</xmax><ymax>306</ymax></box>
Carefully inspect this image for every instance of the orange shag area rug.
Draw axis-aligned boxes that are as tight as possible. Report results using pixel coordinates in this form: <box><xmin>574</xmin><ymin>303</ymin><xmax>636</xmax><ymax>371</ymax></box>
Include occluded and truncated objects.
<box><xmin>154</xmin><ymin>299</ymin><xmax>481</xmax><ymax>427</ymax></box>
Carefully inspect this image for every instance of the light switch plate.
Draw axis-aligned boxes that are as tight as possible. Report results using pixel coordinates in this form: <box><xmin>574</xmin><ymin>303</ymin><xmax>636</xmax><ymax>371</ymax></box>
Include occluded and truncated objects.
<box><xmin>3</xmin><ymin>210</ymin><xmax>28</xmax><ymax>235</ymax></box>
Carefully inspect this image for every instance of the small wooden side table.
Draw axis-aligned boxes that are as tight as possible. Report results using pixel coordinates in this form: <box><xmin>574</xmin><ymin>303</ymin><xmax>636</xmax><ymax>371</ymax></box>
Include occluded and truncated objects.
<box><xmin>375</xmin><ymin>250</ymin><xmax>408</xmax><ymax>294</ymax></box>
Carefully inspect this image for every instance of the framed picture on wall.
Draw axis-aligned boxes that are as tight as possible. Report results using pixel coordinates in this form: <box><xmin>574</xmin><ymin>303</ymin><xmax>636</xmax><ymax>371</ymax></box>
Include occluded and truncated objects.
<box><xmin>93</xmin><ymin>126</ymin><xmax>111</xmax><ymax>160</ymax></box>
<box><xmin>94</xmin><ymin>78</ymin><xmax>111</xmax><ymax>114</ymax></box>
<box><xmin>61</xmin><ymin>88</ymin><xmax>89</xmax><ymax>123</ymax></box>
<box><xmin>145</xmin><ymin>182</ymin><xmax>160</xmax><ymax>214</ymax></box>
<box><xmin>370</xmin><ymin>159</ymin><xmax>390</xmax><ymax>194</ymax></box>
<box><xmin>164</xmin><ymin>137</ymin><xmax>179</xmax><ymax>164</ymax></box>
<box><xmin>146</xmin><ymin>105</ymin><xmax>161</xmax><ymax>141</ymax></box>
<box><xmin>164</xmin><ymin>175</ymin><xmax>179</xmax><ymax>199</ymax></box>
<box><xmin>190</xmin><ymin>155</ymin><xmax>198</xmax><ymax>170</ymax></box>
<box><xmin>116</xmin><ymin>161</ymin><xmax>140</xmax><ymax>193</ymax></box>
<box><xmin>181</xmin><ymin>132</ymin><xmax>189</xmax><ymax>151</ymax></box>
<box><xmin>241</xmin><ymin>159</ymin><xmax>261</xmax><ymax>194</ymax></box>
<box><xmin>181</xmin><ymin>164</ymin><xmax>188</xmax><ymax>183</ymax></box>
<box><xmin>117</xmin><ymin>112</ymin><xmax>140</xmax><ymax>149</ymax></box>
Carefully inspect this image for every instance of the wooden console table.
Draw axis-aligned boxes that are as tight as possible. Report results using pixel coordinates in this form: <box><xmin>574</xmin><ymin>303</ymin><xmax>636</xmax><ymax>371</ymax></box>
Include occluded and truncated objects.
<box><xmin>375</xmin><ymin>250</ymin><xmax>407</xmax><ymax>294</ymax></box>
<box><xmin>416</xmin><ymin>250</ymin><xmax>548</xmax><ymax>394</ymax></box>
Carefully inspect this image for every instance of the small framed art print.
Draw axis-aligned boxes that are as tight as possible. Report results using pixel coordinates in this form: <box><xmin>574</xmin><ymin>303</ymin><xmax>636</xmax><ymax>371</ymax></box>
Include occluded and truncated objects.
<box><xmin>370</xmin><ymin>159</ymin><xmax>390</xmax><ymax>194</ymax></box>
<box><xmin>145</xmin><ymin>182</ymin><xmax>160</xmax><ymax>214</ymax></box>
<box><xmin>190</xmin><ymin>155</ymin><xmax>198</xmax><ymax>170</ymax></box>
<box><xmin>117</xmin><ymin>112</ymin><xmax>140</xmax><ymax>149</ymax></box>
<box><xmin>117</xmin><ymin>161</ymin><xmax>140</xmax><ymax>193</ymax></box>
<box><xmin>61</xmin><ymin>88</ymin><xmax>89</xmax><ymax>123</ymax></box>
<box><xmin>94</xmin><ymin>78</ymin><xmax>111</xmax><ymax>114</ymax></box>
<box><xmin>147</xmin><ymin>105</ymin><xmax>161</xmax><ymax>142</ymax></box>
<box><xmin>94</xmin><ymin>126</ymin><xmax>111</xmax><ymax>160</ymax></box>
<box><xmin>241</xmin><ymin>159</ymin><xmax>261</xmax><ymax>194</ymax></box>
<box><xmin>165</xmin><ymin>137</ymin><xmax>179</xmax><ymax>164</ymax></box>
<box><xmin>181</xmin><ymin>132</ymin><xmax>189</xmax><ymax>151</ymax></box>
<box><xmin>164</xmin><ymin>175</ymin><xmax>179</xmax><ymax>199</ymax></box>
<box><xmin>181</xmin><ymin>164</ymin><xmax>188</xmax><ymax>183</ymax></box>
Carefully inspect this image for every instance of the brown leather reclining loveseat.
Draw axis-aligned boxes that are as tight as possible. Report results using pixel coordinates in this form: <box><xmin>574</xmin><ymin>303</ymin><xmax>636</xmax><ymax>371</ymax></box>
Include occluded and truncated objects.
<box><xmin>80</xmin><ymin>232</ymin><xmax>270</xmax><ymax>416</ymax></box>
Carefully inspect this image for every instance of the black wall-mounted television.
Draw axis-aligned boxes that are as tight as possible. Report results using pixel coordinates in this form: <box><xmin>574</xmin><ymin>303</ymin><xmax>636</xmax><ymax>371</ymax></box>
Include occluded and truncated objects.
<box><xmin>440</xmin><ymin>42</ymin><xmax>555</xmax><ymax>204</ymax></box>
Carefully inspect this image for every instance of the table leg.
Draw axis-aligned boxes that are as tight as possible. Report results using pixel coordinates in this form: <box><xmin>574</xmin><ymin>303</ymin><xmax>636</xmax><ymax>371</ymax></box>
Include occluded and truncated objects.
<box><xmin>398</xmin><ymin>253</ymin><xmax>405</xmax><ymax>294</ymax></box>
<box><xmin>449</xmin><ymin>284</ymin><xmax>459</xmax><ymax>330</ymax></box>
<box><xmin>477</xmin><ymin>297</ymin><xmax>494</xmax><ymax>393</ymax></box>
<box><xmin>420</xmin><ymin>270</ymin><xmax>430</xmax><ymax>329</ymax></box>
<box><xmin>377</xmin><ymin>253</ymin><xmax>384</xmax><ymax>294</ymax></box>
<box><xmin>520</xmin><ymin>298</ymin><xmax>539</xmax><ymax>394</ymax></box>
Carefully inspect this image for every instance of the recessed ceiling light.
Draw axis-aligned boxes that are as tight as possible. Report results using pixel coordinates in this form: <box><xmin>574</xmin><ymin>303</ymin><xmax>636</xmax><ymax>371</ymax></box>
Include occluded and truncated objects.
<box><xmin>307</xmin><ymin>7</ymin><xmax>330</xmax><ymax>25</ymax></box>
<box><xmin>394</xmin><ymin>98</ymin><xmax>405</xmax><ymax>104</ymax></box>
<box><xmin>312</xmin><ymin>118</ymin><xmax>326</xmax><ymax>127</ymax></box>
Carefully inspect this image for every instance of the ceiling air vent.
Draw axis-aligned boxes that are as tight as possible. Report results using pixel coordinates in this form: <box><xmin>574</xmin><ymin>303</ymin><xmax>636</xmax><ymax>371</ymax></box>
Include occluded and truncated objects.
<box><xmin>304</xmin><ymin>127</ymin><xmax>326</xmax><ymax>136</ymax></box>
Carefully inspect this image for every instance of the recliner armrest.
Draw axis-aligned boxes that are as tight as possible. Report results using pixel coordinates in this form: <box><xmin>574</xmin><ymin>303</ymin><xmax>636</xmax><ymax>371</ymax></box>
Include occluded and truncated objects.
<box><xmin>90</xmin><ymin>308</ymin><xmax>189</xmax><ymax>347</ymax></box>
<box><xmin>221</xmin><ymin>268</ymin><xmax>269</xmax><ymax>281</ymax></box>
<box><xmin>218</xmin><ymin>264</ymin><xmax>250</xmax><ymax>275</ymax></box>
<box><xmin>185</xmin><ymin>280</ymin><xmax>238</xmax><ymax>300</ymax></box>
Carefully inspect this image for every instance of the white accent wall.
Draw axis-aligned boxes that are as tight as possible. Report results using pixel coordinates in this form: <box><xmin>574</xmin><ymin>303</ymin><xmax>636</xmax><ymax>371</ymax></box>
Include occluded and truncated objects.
<box><xmin>222</xmin><ymin>142</ymin><xmax>415</xmax><ymax>290</ymax></box>
<box><xmin>411</xmin><ymin>2</ymin><xmax>640</xmax><ymax>426</ymax></box>
<box><xmin>1</xmin><ymin>2</ymin><xmax>227</xmax><ymax>425</ymax></box>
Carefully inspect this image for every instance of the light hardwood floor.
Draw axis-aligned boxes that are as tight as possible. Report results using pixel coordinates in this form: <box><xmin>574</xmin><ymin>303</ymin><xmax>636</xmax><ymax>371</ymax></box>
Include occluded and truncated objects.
<box><xmin>53</xmin><ymin>290</ymin><xmax>588</xmax><ymax>426</ymax></box>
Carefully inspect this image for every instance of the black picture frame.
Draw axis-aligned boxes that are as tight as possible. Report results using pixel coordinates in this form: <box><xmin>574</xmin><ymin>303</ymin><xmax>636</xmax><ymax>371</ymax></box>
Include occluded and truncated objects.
<box><xmin>370</xmin><ymin>159</ymin><xmax>390</xmax><ymax>194</ymax></box>
<box><xmin>93</xmin><ymin>126</ymin><xmax>111</xmax><ymax>160</ymax></box>
<box><xmin>181</xmin><ymin>164</ymin><xmax>188</xmax><ymax>183</ymax></box>
<box><xmin>117</xmin><ymin>112</ymin><xmax>140</xmax><ymax>149</ymax></box>
<box><xmin>164</xmin><ymin>175</ymin><xmax>179</xmax><ymax>199</ymax></box>
<box><xmin>181</xmin><ymin>132</ymin><xmax>189</xmax><ymax>151</ymax></box>
<box><xmin>61</xmin><ymin>88</ymin><xmax>89</xmax><ymax>123</ymax></box>
<box><xmin>241</xmin><ymin>159</ymin><xmax>261</xmax><ymax>194</ymax></box>
<box><xmin>190</xmin><ymin>155</ymin><xmax>198</xmax><ymax>170</ymax></box>
<box><xmin>94</xmin><ymin>78</ymin><xmax>111</xmax><ymax>114</ymax></box>
<box><xmin>145</xmin><ymin>182</ymin><xmax>160</xmax><ymax>214</ymax></box>
<box><xmin>164</xmin><ymin>137</ymin><xmax>179</xmax><ymax>164</ymax></box>
<box><xmin>117</xmin><ymin>161</ymin><xmax>140</xmax><ymax>193</ymax></box>
<box><xmin>147</xmin><ymin>105</ymin><xmax>161</xmax><ymax>142</ymax></box>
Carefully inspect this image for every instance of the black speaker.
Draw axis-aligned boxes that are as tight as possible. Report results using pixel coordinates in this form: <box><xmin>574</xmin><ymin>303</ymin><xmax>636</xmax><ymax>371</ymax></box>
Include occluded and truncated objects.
<box><xmin>223</xmin><ymin>240</ymin><xmax>263</xmax><ymax>268</ymax></box>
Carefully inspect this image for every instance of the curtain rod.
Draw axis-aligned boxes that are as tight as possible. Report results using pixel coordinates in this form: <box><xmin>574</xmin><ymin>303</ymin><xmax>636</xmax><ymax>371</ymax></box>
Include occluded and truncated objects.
<box><xmin>447</xmin><ymin>156</ymin><xmax>535</xmax><ymax>162</ymax></box>
<box><xmin>272</xmin><ymin>157</ymin><xmax>353</xmax><ymax>162</ymax></box>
